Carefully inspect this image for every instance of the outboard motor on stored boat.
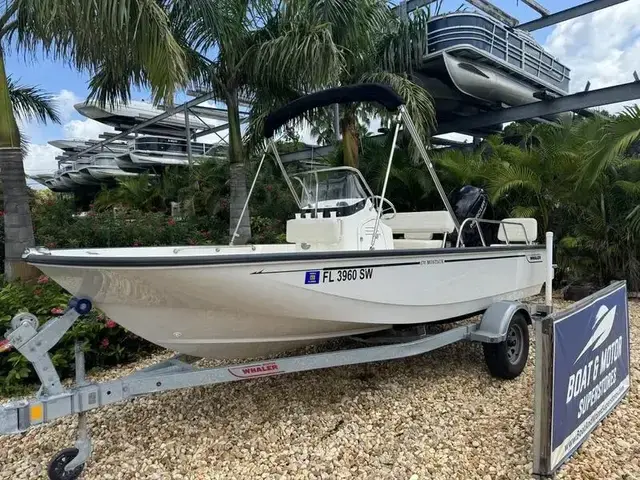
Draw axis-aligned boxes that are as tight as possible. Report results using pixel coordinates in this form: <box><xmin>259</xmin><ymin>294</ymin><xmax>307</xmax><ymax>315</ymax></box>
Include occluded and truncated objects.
<box><xmin>448</xmin><ymin>185</ymin><xmax>495</xmax><ymax>247</ymax></box>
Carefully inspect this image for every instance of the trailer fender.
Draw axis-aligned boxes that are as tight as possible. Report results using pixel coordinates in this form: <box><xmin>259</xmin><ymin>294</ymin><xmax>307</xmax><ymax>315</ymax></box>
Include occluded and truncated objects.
<box><xmin>468</xmin><ymin>301</ymin><xmax>531</xmax><ymax>344</ymax></box>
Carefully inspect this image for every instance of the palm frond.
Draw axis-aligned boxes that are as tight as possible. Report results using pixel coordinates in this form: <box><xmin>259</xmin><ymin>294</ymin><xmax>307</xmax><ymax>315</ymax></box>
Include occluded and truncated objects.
<box><xmin>579</xmin><ymin>104</ymin><xmax>640</xmax><ymax>187</ymax></box>
<box><xmin>488</xmin><ymin>164</ymin><xmax>541</xmax><ymax>203</ymax></box>
<box><xmin>7</xmin><ymin>75</ymin><xmax>60</xmax><ymax>124</ymax></box>
<box><xmin>11</xmin><ymin>0</ymin><xmax>188</xmax><ymax>106</ymax></box>
<box><xmin>359</xmin><ymin>70</ymin><xmax>435</xmax><ymax>144</ymax></box>
<box><xmin>614</xmin><ymin>180</ymin><xmax>640</xmax><ymax>197</ymax></box>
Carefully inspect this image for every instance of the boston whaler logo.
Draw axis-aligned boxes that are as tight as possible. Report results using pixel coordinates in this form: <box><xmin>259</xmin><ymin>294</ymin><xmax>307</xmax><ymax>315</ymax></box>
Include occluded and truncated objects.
<box><xmin>228</xmin><ymin>362</ymin><xmax>282</xmax><ymax>378</ymax></box>
<box><xmin>566</xmin><ymin>303</ymin><xmax>623</xmax><ymax>419</ymax></box>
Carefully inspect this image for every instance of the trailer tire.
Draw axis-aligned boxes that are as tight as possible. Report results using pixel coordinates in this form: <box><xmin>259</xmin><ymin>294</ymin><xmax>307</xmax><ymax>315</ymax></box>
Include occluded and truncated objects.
<box><xmin>47</xmin><ymin>447</ymin><xmax>85</xmax><ymax>480</ymax></box>
<box><xmin>482</xmin><ymin>311</ymin><xmax>529</xmax><ymax>380</ymax></box>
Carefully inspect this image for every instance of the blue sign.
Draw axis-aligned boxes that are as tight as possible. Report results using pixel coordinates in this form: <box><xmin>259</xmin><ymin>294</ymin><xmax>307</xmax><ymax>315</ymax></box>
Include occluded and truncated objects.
<box><xmin>550</xmin><ymin>282</ymin><xmax>630</xmax><ymax>470</ymax></box>
<box><xmin>304</xmin><ymin>270</ymin><xmax>321</xmax><ymax>284</ymax></box>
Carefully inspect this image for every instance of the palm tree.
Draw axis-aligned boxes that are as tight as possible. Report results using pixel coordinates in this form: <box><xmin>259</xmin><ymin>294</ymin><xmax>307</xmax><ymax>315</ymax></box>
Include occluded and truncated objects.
<box><xmin>560</xmin><ymin>155</ymin><xmax>640</xmax><ymax>290</ymax></box>
<box><xmin>164</xmin><ymin>0</ymin><xmax>343</xmax><ymax>244</ymax></box>
<box><xmin>579</xmin><ymin>105</ymin><xmax>640</xmax><ymax>187</ymax></box>
<box><xmin>247</xmin><ymin>1</ymin><xmax>436</xmax><ymax>170</ymax></box>
<box><xmin>0</xmin><ymin>0</ymin><xmax>189</xmax><ymax>281</ymax></box>
<box><xmin>1</xmin><ymin>76</ymin><xmax>60</xmax><ymax>279</ymax></box>
<box><xmin>483</xmin><ymin>119</ymin><xmax>586</xmax><ymax>234</ymax></box>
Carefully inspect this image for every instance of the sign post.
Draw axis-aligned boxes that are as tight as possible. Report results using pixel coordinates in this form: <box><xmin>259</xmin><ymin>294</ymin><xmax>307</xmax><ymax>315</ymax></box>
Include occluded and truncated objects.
<box><xmin>533</xmin><ymin>281</ymin><xmax>631</xmax><ymax>477</ymax></box>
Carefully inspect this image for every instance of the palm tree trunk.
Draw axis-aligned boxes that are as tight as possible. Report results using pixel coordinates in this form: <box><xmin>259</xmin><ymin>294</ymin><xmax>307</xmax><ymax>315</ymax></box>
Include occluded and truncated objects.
<box><xmin>226</xmin><ymin>89</ymin><xmax>251</xmax><ymax>244</ymax></box>
<box><xmin>340</xmin><ymin>108</ymin><xmax>359</xmax><ymax>168</ymax></box>
<box><xmin>0</xmin><ymin>49</ymin><xmax>37</xmax><ymax>281</ymax></box>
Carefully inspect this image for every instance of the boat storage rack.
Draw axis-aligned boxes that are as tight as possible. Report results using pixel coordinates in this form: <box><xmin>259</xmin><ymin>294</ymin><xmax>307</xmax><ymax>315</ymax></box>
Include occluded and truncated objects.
<box><xmin>0</xmin><ymin>295</ymin><xmax>551</xmax><ymax>479</ymax></box>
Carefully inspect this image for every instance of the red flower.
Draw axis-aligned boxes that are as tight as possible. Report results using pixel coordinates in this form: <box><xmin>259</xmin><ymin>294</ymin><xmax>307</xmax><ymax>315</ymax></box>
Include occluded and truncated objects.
<box><xmin>34</xmin><ymin>288</ymin><xmax>43</xmax><ymax>296</ymax></box>
<box><xmin>100</xmin><ymin>338</ymin><xmax>109</xmax><ymax>348</ymax></box>
<box><xmin>105</xmin><ymin>319</ymin><xmax>117</xmax><ymax>329</ymax></box>
<box><xmin>266</xmin><ymin>184</ymin><xmax>273</xmax><ymax>192</ymax></box>
<box><xmin>46</xmin><ymin>242</ymin><xmax>57</xmax><ymax>249</ymax></box>
<box><xmin>220</xmin><ymin>199</ymin><xmax>229</xmax><ymax>210</ymax></box>
<box><xmin>168</xmin><ymin>218</ymin><xmax>176</xmax><ymax>226</ymax></box>
<box><xmin>132</xmin><ymin>241</ymin><xmax>141</xmax><ymax>247</ymax></box>
<box><xmin>37</xmin><ymin>275</ymin><xmax>49</xmax><ymax>284</ymax></box>
<box><xmin>51</xmin><ymin>307</ymin><xmax>64</xmax><ymax>315</ymax></box>
<box><xmin>0</xmin><ymin>210</ymin><xmax>4</xmax><ymax>217</ymax></box>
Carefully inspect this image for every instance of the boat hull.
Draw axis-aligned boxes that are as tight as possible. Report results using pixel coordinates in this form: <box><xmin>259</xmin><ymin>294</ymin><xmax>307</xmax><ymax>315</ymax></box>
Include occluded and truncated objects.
<box><xmin>87</xmin><ymin>167</ymin><xmax>140</xmax><ymax>181</ymax></box>
<box><xmin>27</xmin><ymin>245</ymin><xmax>546</xmax><ymax>359</ymax></box>
<box><xmin>129</xmin><ymin>151</ymin><xmax>206</xmax><ymax>166</ymax></box>
<box><xmin>68</xmin><ymin>171</ymin><xmax>100</xmax><ymax>185</ymax></box>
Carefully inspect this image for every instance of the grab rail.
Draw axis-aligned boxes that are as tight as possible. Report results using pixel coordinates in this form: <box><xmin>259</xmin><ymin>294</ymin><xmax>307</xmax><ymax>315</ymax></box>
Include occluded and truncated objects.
<box><xmin>455</xmin><ymin>218</ymin><xmax>531</xmax><ymax>248</ymax></box>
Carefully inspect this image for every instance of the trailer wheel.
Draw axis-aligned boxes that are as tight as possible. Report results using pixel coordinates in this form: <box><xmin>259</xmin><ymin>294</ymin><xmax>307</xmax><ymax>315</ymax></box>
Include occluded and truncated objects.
<box><xmin>47</xmin><ymin>447</ymin><xmax>85</xmax><ymax>480</ymax></box>
<box><xmin>482</xmin><ymin>311</ymin><xmax>529</xmax><ymax>380</ymax></box>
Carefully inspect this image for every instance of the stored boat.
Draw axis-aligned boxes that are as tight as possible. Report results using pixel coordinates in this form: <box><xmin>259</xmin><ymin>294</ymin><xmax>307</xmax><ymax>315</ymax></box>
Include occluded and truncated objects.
<box><xmin>120</xmin><ymin>135</ymin><xmax>223</xmax><ymax>167</ymax></box>
<box><xmin>24</xmin><ymin>84</ymin><xmax>546</xmax><ymax>359</ymax></box>
<box><xmin>74</xmin><ymin>99</ymin><xmax>225</xmax><ymax>134</ymax></box>
<box><xmin>416</xmin><ymin>12</ymin><xmax>571</xmax><ymax>131</ymax></box>
<box><xmin>82</xmin><ymin>152</ymin><xmax>145</xmax><ymax>181</ymax></box>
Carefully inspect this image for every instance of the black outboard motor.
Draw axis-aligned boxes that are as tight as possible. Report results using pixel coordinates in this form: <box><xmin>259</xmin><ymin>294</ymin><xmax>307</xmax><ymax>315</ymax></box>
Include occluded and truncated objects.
<box><xmin>448</xmin><ymin>185</ymin><xmax>495</xmax><ymax>247</ymax></box>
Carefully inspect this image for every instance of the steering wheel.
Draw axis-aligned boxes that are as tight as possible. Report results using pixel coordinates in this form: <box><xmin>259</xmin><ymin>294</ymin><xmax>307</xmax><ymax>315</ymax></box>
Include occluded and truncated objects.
<box><xmin>371</xmin><ymin>195</ymin><xmax>397</xmax><ymax>220</ymax></box>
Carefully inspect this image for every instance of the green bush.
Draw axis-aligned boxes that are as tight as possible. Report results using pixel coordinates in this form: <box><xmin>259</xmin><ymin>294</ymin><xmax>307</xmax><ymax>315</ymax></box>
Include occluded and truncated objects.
<box><xmin>32</xmin><ymin>198</ymin><xmax>227</xmax><ymax>249</ymax></box>
<box><xmin>0</xmin><ymin>277</ymin><xmax>156</xmax><ymax>395</ymax></box>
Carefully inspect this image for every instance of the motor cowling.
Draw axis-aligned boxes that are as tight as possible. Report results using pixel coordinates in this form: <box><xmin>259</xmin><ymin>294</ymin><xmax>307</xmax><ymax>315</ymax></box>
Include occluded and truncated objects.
<box><xmin>448</xmin><ymin>185</ymin><xmax>495</xmax><ymax>247</ymax></box>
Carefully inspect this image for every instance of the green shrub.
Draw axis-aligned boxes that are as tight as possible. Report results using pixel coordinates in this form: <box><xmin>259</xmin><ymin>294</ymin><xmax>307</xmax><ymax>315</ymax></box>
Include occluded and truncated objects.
<box><xmin>0</xmin><ymin>277</ymin><xmax>156</xmax><ymax>395</ymax></box>
<box><xmin>32</xmin><ymin>199</ymin><xmax>228</xmax><ymax>249</ymax></box>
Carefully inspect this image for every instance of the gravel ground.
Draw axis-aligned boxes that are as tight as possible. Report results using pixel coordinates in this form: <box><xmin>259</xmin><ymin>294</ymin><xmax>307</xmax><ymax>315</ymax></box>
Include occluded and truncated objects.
<box><xmin>1</xmin><ymin>297</ymin><xmax>639</xmax><ymax>480</ymax></box>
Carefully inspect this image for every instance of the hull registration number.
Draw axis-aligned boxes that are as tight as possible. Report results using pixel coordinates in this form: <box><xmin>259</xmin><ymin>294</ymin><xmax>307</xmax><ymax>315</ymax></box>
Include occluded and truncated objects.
<box><xmin>305</xmin><ymin>268</ymin><xmax>373</xmax><ymax>284</ymax></box>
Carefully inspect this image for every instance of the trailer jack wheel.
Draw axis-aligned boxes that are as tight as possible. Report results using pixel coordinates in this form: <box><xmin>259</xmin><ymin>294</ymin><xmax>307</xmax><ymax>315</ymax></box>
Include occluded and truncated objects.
<box><xmin>47</xmin><ymin>447</ymin><xmax>85</xmax><ymax>480</ymax></box>
<box><xmin>482</xmin><ymin>311</ymin><xmax>529</xmax><ymax>380</ymax></box>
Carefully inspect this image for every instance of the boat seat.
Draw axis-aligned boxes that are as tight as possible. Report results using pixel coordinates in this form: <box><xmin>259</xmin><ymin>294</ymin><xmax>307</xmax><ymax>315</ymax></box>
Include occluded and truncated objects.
<box><xmin>286</xmin><ymin>215</ymin><xmax>342</xmax><ymax>244</ymax></box>
<box><xmin>394</xmin><ymin>239</ymin><xmax>444</xmax><ymax>250</ymax></box>
<box><xmin>382</xmin><ymin>211</ymin><xmax>455</xmax><ymax>237</ymax></box>
<box><xmin>496</xmin><ymin>218</ymin><xmax>538</xmax><ymax>243</ymax></box>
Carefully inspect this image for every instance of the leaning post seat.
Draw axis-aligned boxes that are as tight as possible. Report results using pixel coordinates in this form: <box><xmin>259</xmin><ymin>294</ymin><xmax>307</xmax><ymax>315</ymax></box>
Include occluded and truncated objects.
<box><xmin>382</xmin><ymin>211</ymin><xmax>455</xmax><ymax>249</ymax></box>
<box><xmin>286</xmin><ymin>212</ymin><xmax>343</xmax><ymax>245</ymax></box>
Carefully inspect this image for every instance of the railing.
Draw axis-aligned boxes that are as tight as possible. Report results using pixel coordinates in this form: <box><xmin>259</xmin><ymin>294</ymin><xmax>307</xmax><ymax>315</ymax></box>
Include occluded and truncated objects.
<box><xmin>130</xmin><ymin>136</ymin><xmax>214</xmax><ymax>156</ymax></box>
<box><xmin>455</xmin><ymin>217</ymin><xmax>532</xmax><ymax>248</ymax></box>
<box><xmin>427</xmin><ymin>13</ymin><xmax>571</xmax><ymax>93</ymax></box>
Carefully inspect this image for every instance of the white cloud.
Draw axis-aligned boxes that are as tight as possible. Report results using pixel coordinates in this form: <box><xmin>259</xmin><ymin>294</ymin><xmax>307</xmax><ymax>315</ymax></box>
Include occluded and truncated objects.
<box><xmin>23</xmin><ymin>143</ymin><xmax>62</xmax><ymax>176</ymax></box>
<box><xmin>543</xmin><ymin>0</ymin><xmax>640</xmax><ymax>113</ymax></box>
<box><xmin>63</xmin><ymin>118</ymin><xmax>115</xmax><ymax>140</ymax></box>
<box><xmin>54</xmin><ymin>89</ymin><xmax>81</xmax><ymax>121</ymax></box>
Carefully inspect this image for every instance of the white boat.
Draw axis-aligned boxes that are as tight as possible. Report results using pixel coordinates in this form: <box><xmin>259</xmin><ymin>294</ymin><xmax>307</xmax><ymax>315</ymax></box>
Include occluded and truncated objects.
<box><xmin>81</xmin><ymin>152</ymin><xmax>145</xmax><ymax>181</ymax></box>
<box><xmin>54</xmin><ymin>163</ymin><xmax>79</xmax><ymax>189</ymax></box>
<box><xmin>27</xmin><ymin>172</ymin><xmax>54</xmax><ymax>188</ymax></box>
<box><xmin>67</xmin><ymin>160</ymin><xmax>101</xmax><ymax>186</ymax></box>
<box><xmin>415</xmin><ymin>12</ymin><xmax>572</xmax><ymax>131</ymax></box>
<box><xmin>74</xmin><ymin>99</ymin><xmax>225</xmax><ymax>133</ymax></box>
<box><xmin>25</xmin><ymin>84</ymin><xmax>547</xmax><ymax>360</ymax></box>
<box><xmin>122</xmin><ymin>135</ymin><xmax>223</xmax><ymax>167</ymax></box>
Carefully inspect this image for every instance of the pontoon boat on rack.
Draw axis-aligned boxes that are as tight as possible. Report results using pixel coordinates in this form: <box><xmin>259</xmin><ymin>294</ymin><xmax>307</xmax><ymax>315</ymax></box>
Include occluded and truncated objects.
<box><xmin>23</xmin><ymin>84</ymin><xmax>546</xmax><ymax>359</ymax></box>
<box><xmin>116</xmin><ymin>135</ymin><xmax>224</xmax><ymax>169</ymax></box>
<box><xmin>81</xmin><ymin>152</ymin><xmax>146</xmax><ymax>181</ymax></box>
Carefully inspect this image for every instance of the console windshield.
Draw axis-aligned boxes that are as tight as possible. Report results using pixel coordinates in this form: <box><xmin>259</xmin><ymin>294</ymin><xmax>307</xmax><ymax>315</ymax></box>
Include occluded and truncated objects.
<box><xmin>293</xmin><ymin>168</ymin><xmax>372</xmax><ymax>212</ymax></box>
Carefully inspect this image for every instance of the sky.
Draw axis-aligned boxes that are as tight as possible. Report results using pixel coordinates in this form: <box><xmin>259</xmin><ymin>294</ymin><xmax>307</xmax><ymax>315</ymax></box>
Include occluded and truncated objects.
<box><xmin>8</xmin><ymin>0</ymin><xmax>640</xmax><ymax>186</ymax></box>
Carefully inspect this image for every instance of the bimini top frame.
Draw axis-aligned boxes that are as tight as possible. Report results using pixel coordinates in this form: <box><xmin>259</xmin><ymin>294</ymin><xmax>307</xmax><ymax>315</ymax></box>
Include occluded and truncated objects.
<box><xmin>230</xmin><ymin>83</ymin><xmax>462</xmax><ymax>245</ymax></box>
